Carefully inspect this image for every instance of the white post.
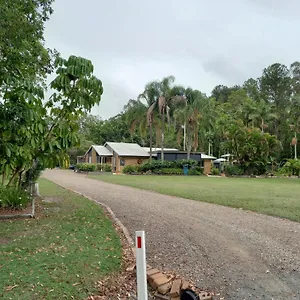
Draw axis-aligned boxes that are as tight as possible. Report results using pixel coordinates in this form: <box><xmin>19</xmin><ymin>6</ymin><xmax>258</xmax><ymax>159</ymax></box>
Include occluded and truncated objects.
<box><xmin>183</xmin><ymin>124</ymin><xmax>186</xmax><ymax>151</ymax></box>
<box><xmin>136</xmin><ymin>231</ymin><xmax>148</xmax><ymax>300</ymax></box>
<box><xmin>294</xmin><ymin>132</ymin><xmax>297</xmax><ymax>160</ymax></box>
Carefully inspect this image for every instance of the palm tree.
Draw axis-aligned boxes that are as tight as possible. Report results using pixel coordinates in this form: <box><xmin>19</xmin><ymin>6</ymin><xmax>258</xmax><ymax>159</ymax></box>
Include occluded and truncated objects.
<box><xmin>174</xmin><ymin>98</ymin><xmax>201</xmax><ymax>159</ymax></box>
<box><xmin>124</xmin><ymin>99</ymin><xmax>148</xmax><ymax>145</ymax></box>
<box><xmin>250</xmin><ymin>100</ymin><xmax>277</xmax><ymax>133</ymax></box>
<box><xmin>288</xmin><ymin>96</ymin><xmax>300</xmax><ymax>159</ymax></box>
<box><xmin>145</xmin><ymin>76</ymin><xmax>186</xmax><ymax>161</ymax></box>
<box><xmin>138</xmin><ymin>81</ymin><xmax>161</xmax><ymax>160</ymax></box>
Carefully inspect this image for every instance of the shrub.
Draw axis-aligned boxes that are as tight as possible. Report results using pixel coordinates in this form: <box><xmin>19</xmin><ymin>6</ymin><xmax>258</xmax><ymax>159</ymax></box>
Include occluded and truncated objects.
<box><xmin>173</xmin><ymin>159</ymin><xmax>198</xmax><ymax>168</ymax></box>
<box><xmin>103</xmin><ymin>164</ymin><xmax>112</xmax><ymax>172</ymax></box>
<box><xmin>76</xmin><ymin>163</ymin><xmax>96</xmax><ymax>172</ymax></box>
<box><xmin>188</xmin><ymin>168</ymin><xmax>200</xmax><ymax>176</ymax></box>
<box><xmin>278</xmin><ymin>159</ymin><xmax>300</xmax><ymax>176</ymax></box>
<box><xmin>95</xmin><ymin>164</ymin><xmax>112</xmax><ymax>172</ymax></box>
<box><xmin>211</xmin><ymin>167</ymin><xmax>221</xmax><ymax>175</ymax></box>
<box><xmin>123</xmin><ymin>165</ymin><xmax>138</xmax><ymax>174</ymax></box>
<box><xmin>0</xmin><ymin>186</ymin><xmax>31</xmax><ymax>209</ymax></box>
<box><xmin>138</xmin><ymin>159</ymin><xmax>198</xmax><ymax>173</ymax></box>
<box><xmin>153</xmin><ymin>168</ymin><xmax>183</xmax><ymax>175</ymax></box>
<box><xmin>224</xmin><ymin>164</ymin><xmax>244</xmax><ymax>176</ymax></box>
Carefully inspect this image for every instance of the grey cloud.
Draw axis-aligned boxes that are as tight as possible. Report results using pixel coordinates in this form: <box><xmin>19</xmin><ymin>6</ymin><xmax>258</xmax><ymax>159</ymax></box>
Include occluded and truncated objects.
<box><xmin>45</xmin><ymin>0</ymin><xmax>300</xmax><ymax>119</ymax></box>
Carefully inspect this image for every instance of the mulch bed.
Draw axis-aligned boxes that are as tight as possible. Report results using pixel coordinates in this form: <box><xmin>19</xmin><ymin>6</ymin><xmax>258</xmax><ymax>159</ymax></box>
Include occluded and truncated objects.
<box><xmin>0</xmin><ymin>197</ymin><xmax>43</xmax><ymax>219</ymax></box>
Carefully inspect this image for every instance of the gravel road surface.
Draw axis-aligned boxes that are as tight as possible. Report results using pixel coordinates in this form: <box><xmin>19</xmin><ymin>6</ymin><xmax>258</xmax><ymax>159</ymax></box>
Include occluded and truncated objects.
<box><xmin>42</xmin><ymin>169</ymin><xmax>300</xmax><ymax>300</ymax></box>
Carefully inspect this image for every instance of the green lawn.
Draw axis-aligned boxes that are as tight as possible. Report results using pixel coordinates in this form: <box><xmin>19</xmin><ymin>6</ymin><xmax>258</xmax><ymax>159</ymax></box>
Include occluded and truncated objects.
<box><xmin>89</xmin><ymin>174</ymin><xmax>300</xmax><ymax>222</ymax></box>
<box><xmin>0</xmin><ymin>179</ymin><xmax>122</xmax><ymax>300</ymax></box>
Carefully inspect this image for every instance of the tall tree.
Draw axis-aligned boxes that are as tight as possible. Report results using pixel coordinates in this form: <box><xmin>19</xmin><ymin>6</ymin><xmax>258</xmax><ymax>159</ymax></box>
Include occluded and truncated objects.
<box><xmin>0</xmin><ymin>0</ymin><xmax>55</xmax><ymax>85</ymax></box>
<box><xmin>138</xmin><ymin>81</ymin><xmax>161</xmax><ymax>160</ymax></box>
<box><xmin>260</xmin><ymin>63</ymin><xmax>292</xmax><ymax>107</ymax></box>
<box><xmin>0</xmin><ymin>55</ymin><xmax>103</xmax><ymax>187</ymax></box>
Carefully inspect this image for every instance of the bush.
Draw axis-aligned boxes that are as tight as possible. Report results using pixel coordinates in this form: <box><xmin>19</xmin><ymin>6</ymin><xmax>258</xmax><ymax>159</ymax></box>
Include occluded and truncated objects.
<box><xmin>172</xmin><ymin>159</ymin><xmax>198</xmax><ymax>168</ymax></box>
<box><xmin>153</xmin><ymin>168</ymin><xmax>183</xmax><ymax>175</ymax></box>
<box><xmin>224</xmin><ymin>164</ymin><xmax>244</xmax><ymax>176</ymax></box>
<box><xmin>76</xmin><ymin>163</ymin><xmax>96</xmax><ymax>172</ymax></box>
<box><xmin>278</xmin><ymin>159</ymin><xmax>300</xmax><ymax>176</ymax></box>
<box><xmin>138</xmin><ymin>159</ymin><xmax>198</xmax><ymax>173</ymax></box>
<box><xmin>103</xmin><ymin>164</ymin><xmax>112</xmax><ymax>172</ymax></box>
<box><xmin>95</xmin><ymin>164</ymin><xmax>112</xmax><ymax>172</ymax></box>
<box><xmin>0</xmin><ymin>186</ymin><xmax>32</xmax><ymax>209</ymax></box>
<box><xmin>211</xmin><ymin>167</ymin><xmax>221</xmax><ymax>175</ymax></box>
<box><xmin>123</xmin><ymin>165</ymin><xmax>138</xmax><ymax>174</ymax></box>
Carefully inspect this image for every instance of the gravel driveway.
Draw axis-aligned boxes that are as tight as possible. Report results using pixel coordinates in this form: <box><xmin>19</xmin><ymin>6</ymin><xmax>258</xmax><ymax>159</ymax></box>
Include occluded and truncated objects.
<box><xmin>42</xmin><ymin>169</ymin><xmax>300</xmax><ymax>300</ymax></box>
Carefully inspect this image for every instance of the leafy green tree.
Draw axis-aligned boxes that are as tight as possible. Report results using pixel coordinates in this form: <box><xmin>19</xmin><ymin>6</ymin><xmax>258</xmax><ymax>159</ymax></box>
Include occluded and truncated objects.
<box><xmin>0</xmin><ymin>55</ymin><xmax>103</xmax><ymax>187</ymax></box>
<box><xmin>260</xmin><ymin>63</ymin><xmax>292</xmax><ymax>108</ymax></box>
<box><xmin>0</xmin><ymin>0</ymin><xmax>55</xmax><ymax>85</ymax></box>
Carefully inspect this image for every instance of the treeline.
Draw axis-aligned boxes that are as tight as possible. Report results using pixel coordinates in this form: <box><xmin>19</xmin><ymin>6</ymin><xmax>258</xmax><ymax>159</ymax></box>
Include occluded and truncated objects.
<box><xmin>74</xmin><ymin>62</ymin><xmax>300</xmax><ymax>173</ymax></box>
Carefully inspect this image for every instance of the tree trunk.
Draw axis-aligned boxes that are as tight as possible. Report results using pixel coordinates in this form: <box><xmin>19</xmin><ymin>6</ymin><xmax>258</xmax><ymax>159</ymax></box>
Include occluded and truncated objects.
<box><xmin>7</xmin><ymin>167</ymin><xmax>21</xmax><ymax>186</ymax></box>
<box><xmin>161</xmin><ymin>110</ymin><xmax>165</xmax><ymax>162</ymax></box>
<box><xmin>261</xmin><ymin>118</ymin><xmax>264</xmax><ymax>133</ymax></box>
<box><xmin>149</xmin><ymin>122</ymin><xmax>153</xmax><ymax>161</ymax></box>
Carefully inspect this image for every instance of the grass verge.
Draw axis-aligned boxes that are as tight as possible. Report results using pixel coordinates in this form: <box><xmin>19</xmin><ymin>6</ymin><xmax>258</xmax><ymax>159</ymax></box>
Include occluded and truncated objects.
<box><xmin>89</xmin><ymin>174</ymin><xmax>300</xmax><ymax>222</ymax></box>
<box><xmin>0</xmin><ymin>179</ymin><xmax>122</xmax><ymax>300</ymax></box>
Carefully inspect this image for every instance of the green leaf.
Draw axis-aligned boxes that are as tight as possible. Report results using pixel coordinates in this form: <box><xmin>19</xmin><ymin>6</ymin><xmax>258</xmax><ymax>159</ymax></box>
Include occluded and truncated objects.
<box><xmin>38</xmin><ymin>123</ymin><xmax>43</xmax><ymax>133</ymax></box>
<box><xmin>6</xmin><ymin>147</ymin><xmax>11</xmax><ymax>157</ymax></box>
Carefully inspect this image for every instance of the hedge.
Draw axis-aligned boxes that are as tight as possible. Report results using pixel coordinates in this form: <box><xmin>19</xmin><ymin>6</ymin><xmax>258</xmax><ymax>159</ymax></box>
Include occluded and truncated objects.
<box><xmin>123</xmin><ymin>159</ymin><xmax>203</xmax><ymax>175</ymax></box>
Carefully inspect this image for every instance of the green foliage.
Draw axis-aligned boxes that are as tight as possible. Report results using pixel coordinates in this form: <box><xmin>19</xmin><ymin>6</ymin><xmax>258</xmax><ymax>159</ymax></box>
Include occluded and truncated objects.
<box><xmin>0</xmin><ymin>186</ymin><xmax>31</xmax><ymax>209</ymax></box>
<box><xmin>188</xmin><ymin>167</ymin><xmax>203</xmax><ymax>176</ymax></box>
<box><xmin>123</xmin><ymin>165</ymin><xmax>138</xmax><ymax>174</ymax></box>
<box><xmin>137</xmin><ymin>159</ymin><xmax>198</xmax><ymax>173</ymax></box>
<box><xmin>0</xmin><ymin>0</ymin><xmax>55</xmax><ymax>84</ymax></box>
<box><xmin>153</xmin><ymin>168</ymin><xmax>183</xmax><ymax>175</ymax></box>
<box><xmin>278</xmin><ymin>159</ymin><xmax>300</xmax><ymax>176</ymax></box>
<box><xmin>1</xmin><ymin>55</ymin><xmax>103</xmax><ymax>190</ymax></box>
<box><xmin>211</xmin><ymin>168</ymin><xmax>221</xmax><ymax>175</ymax></box>
<box><xmin>103</xmin><ymin>164</ymin><xmax>112</xmax><ymax>172</ymax></box>
<box><xmin>76</xmin><ymin>163</ymin><xmax>96</xmax><ymax>172</ymax></box>
<box><xmin>224</xmin><ymin>164</ymin><xmax>244</xmax><ymax>176</ymax></box>
<box><xmin>95</xmin><ymin>163</ymin><xmax>112</xmax><ymax>172</ymax></box>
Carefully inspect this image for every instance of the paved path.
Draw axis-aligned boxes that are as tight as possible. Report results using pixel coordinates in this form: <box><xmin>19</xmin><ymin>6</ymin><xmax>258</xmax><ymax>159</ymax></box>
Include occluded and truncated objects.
<box><xmin>42</xmin><ymin>169</ymin><xmax>300</xmax><ymax>300</ymax></box>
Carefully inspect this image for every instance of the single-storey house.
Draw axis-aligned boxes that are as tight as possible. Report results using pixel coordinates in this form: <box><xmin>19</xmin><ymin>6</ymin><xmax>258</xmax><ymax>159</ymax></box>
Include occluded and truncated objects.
<box><xmin>80</xmin><ymin>142</ymin><xmax>149</xmax><ymax>173</ymax></box>
<box><xmin>80</xmin><ymin>143</ymin><xmax>216</xmax><ymax>174</ymax></box>
<box><xmin>104</xmin><ymin>142</ymin><xmax>149</xmax><ymax>173</ymax></box>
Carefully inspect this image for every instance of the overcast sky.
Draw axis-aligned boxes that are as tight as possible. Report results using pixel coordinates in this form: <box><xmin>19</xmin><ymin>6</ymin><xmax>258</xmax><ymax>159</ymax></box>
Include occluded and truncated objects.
<box><xmin>44</xmin><ymin>0</ymin><xmax>300</xmax><ymax>119</ymax></box>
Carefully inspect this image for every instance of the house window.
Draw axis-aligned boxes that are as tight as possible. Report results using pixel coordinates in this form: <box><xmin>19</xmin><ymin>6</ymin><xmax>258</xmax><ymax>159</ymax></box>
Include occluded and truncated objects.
<box><xmin>120</xmin><ymin>159</ymin><xmax>125</xmax><ymax>166</ymax></box>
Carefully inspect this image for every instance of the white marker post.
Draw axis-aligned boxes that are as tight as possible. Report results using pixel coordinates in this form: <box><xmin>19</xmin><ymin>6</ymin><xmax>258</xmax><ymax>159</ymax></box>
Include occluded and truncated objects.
<box><xmin>135</xmin><ymin>231</ymin><xmax>148</xmax><ymax>300</ymax></box>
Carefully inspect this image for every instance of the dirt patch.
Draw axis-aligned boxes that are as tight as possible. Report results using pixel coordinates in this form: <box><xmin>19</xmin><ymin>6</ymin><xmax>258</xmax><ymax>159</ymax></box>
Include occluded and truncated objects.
<box><xmin>0</xmin><ymin>237</ymin><xmax>10</xmax><ymax>245</ymax></box>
